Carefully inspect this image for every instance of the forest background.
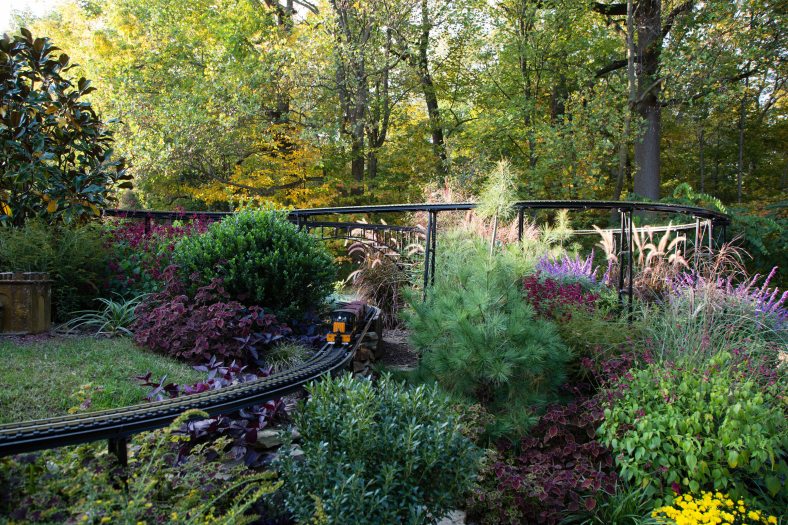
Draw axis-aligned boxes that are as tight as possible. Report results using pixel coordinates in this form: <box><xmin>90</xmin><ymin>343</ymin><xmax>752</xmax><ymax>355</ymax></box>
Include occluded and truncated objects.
<box><xmin>7</xmin><ymin>0</ymin><xmax>785</xmax><ymax>218</ymax></box>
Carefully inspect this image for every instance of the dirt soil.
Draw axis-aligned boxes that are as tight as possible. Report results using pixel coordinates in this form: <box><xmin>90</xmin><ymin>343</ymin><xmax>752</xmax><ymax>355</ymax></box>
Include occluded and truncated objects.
<box><xmin>377</xmin><ymin>328</ymin><xmax>419</xmax><ymax>369</ymax></box>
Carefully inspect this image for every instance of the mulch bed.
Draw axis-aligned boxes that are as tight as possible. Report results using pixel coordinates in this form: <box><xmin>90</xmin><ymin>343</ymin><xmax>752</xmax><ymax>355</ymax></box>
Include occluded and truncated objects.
<box><xmin>377</xmin><ymin>328</ymin><xmax>419</xmax><ymax>369</ymax></box>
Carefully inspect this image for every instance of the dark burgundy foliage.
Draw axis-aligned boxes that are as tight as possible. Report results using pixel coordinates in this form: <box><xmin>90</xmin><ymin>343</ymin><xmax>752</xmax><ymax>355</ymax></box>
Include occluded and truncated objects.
<box><xmin>135</xmin><ymin>356</ymin><xmax>261</xmax><ymax>401</ymax></box>
<box><xmin>465</xmin><ymin>349</ymin><xmax>648</xmax><ymax>525</ymax></box>
<box><xmin>523</xmin><ymin>273</ymin><xmax>600</xmax><ymax>321</ymax></box>
<box><xmin>730</xmin><ymin>347</ymin><xmax>781</xmax><ymax>387</ymax></box>
<box><xmin>103</xmin><ymin>217</ymin><xmax>209</xmax><ymax>295</ymax></box>
<box><xmin>133</xmin><ymin>267</ymin><xmax>290</xmax><ymax>364</ymax></box>
<box><xmin>136</xmin><ymin>357</ymin><xmax>289</xmax><ymax>468</ymax></box>
<box><xmin>469</xmin><ymin>396</ymin><xmax>617</xmax><ymax>525</ymax></box>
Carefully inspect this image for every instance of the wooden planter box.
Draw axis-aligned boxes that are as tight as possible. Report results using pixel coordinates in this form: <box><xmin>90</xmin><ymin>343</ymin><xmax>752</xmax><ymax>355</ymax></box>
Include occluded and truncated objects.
<box><xmin>0</xmin><ymin>272</ymin><xmax>52</xmax><ymax>335</ymax></box>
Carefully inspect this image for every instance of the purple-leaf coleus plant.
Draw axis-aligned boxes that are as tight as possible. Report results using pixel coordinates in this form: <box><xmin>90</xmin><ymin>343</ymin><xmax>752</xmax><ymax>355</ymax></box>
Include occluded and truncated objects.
<box><xmin>136</xmin><ymin>357</ymin><xmax>288</xmax><ymax>467</ymax></box>
<box><xmin>670</xmin><ymin>266</ymin><xmax>787</xmax><ymax>330</ymax></box>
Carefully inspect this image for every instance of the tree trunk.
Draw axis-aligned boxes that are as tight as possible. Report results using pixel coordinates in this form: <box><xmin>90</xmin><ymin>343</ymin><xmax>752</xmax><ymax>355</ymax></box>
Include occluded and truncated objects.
<box><xmin>550</xmin><ymin>74</ymin><xmax>567</xmax><ymax>123</ymax></box>
<box><xmin>490</xmin><ymin>214</ymin><xmax>499</xmax><ymax>256</ymax></box>
<box><xmin>367</xmin><ymin>149</ymin><xmax>378</xmax><ymax>180</ymax></box>
<box><xmin>737</xmin><ymin>88</ymin><xmax>747</xmax><ymax>203</ymax></box>
<box><xmin>698</xmin><ymin>126</ymin><xmax>705</xmax><ymax>192</ymax></box>
<box><xmin>351</xmin><ymin>135</ymin><xmax>365</xmax><ymax>195</ymax></box>
<box><xmin>515</xmin><ymin>5</ymin><xmax>537</xmax><ymax>169</ymax></box>
<box><xmin>712</xmin><ymin>132</ymin><xmax>720</xmax><ymax>194</ymax></box>
<box><xmin>263</xmin><ymin>0</ymin><xmax>295</xmax><ymax>121</ymax></box>
<box><xmin>419</xmin><ymin>0</ymin><xmax>447</xmax><ymax>176</ymax></box>
<box><xmin>633</xmin><ymin>0</ymin><xmax>662</xmax><ymax>200</ymax></box>
<box><xmin>613</xmin><ymin>0</ymin><xmax>636</xmax><ymax>206</ymax></box>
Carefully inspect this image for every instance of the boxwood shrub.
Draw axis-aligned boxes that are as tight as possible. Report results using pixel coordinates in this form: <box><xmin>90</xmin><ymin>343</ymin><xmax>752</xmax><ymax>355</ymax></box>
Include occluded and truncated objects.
<box><xmin>277</xmin><ymin>374</ymin><xmax>480</xmax><ymax>524</ymax></box>
<box><xmin>173</xmin><ymin>209</ymin><xmax>336</xmax><ymax>319</ymax></box>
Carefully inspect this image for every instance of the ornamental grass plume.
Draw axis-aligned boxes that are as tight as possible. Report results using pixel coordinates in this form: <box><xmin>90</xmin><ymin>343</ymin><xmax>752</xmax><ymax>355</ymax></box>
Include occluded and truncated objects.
<box><xmin>652</xmin><ymin>492</ymin><xmax>779</xmax><ymax>525</ymax></box>
<box><xmin>670</xmin><ymin>265</ymin><xmax>787</xmax><ymax>332</ymax></box>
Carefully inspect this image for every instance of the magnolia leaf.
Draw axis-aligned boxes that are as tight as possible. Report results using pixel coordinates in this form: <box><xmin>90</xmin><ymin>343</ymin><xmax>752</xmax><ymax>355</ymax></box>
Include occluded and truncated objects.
<box><xmin>46</xmin><ymin>200</ymin><xmax>58</xmax><ymax>213</ymax></box>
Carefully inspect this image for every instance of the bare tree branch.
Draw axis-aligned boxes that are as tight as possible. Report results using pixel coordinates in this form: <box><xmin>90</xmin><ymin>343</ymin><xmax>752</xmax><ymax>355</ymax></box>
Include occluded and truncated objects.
<box><xmin>595</xmin><ymin>58</ymin><xmax>628</xmax><ymax>78</ymax></box>
<box><xmin>662</xmin><ymin>1</ymin><xmax>695</xmax><ymax>39</ymax></box>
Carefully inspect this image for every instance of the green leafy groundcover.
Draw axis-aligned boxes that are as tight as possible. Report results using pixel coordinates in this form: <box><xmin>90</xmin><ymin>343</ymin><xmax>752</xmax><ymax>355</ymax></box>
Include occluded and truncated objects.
<box><xmin>599</xmin><ymin>352</ymin><xmax>787</xmax><ymax>508</ymax></box>
<box><xmin>0</xmin><ymin>411</ymin><xmax>279</xmax><ymax>524</ymax></box>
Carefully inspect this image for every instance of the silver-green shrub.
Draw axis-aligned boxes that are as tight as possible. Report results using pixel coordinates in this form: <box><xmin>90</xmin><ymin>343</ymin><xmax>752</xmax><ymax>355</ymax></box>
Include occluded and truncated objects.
<box><xmin>278</xmin><ymin>374</ymin><xmax>480</xmax><ymax>525</ymax></box>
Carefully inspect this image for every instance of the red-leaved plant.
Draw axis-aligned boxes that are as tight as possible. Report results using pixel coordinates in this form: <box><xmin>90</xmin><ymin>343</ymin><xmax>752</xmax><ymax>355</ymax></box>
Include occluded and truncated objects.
<box><xmin>103</xmin><ymin>217</ymin><xmax>210</xmax><ymax>296</ymax></box>
<box><xmin>523</xmin><ymin>273</ymin><xmax>600</xmax><ymax>321</ymax></box>
<box><xmin>133</xmin><ymin>267</ymin><xmax>290</xmax><ymax>364</ymax></box>
<box><xmin>467</xmin><ymin>394</ymin><xmax>617</xmax><ymax>525</ymax></box>
<box><xmin>466</xmin><ymin>351</ymin><xmax>649</xmax><ymax>525</ymax></box>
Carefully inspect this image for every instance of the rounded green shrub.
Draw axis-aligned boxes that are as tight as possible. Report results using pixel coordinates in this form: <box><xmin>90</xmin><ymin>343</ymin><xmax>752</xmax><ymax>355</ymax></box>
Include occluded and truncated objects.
<box><xmin>173</xmin><ymin>209</ymin><xmax>336</xmax><ymax>318</ymax></box>
<box><xmin>598</xmin><ymin>352</ymin><xmax>787</xmax><ymax>510</ymax></box>
<box><xmin>277</xmin><ymin>373</ymin><xmax>480</xmax><ymax>525</ymax></box>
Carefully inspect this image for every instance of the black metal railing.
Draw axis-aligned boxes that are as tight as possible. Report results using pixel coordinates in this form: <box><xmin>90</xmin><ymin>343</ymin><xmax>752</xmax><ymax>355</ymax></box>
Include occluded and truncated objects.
<box><xmin>0</xmin><ymin>200</ymin><xmax>726</xmax><ymax>460</ymax></box>
<box><xmin>104</xmin><ymin>200</ymin><xmax>729</xmax><ymax>311</ymax></box>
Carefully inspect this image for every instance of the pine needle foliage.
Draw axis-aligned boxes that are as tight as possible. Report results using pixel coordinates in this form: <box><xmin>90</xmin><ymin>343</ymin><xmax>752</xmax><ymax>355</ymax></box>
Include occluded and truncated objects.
<box><xmin>477</xmin><ymin>159</ymin><xmax>519</xmax><ymax>254</ymax></box>
<box><xmin>406</xmin><ymin>234</ymin><xmax>570</xmax><ymax>439</ymax></box>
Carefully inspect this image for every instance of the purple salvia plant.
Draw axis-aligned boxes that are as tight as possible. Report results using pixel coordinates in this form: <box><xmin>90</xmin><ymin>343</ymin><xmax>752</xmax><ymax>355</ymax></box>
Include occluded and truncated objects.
<box><xmin>670</xmin><ymin>267</ymin><xmax>787</xmax><ymax>330</ymax></box>
<box><xmin>535</xmin><ymin>251</ymin><xmax>606</xmax><ymax>285</ymax></box>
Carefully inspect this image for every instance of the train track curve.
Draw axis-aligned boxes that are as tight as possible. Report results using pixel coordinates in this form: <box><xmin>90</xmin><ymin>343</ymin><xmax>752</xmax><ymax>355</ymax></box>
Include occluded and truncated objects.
<box><xmin>0</xmin><ymin>307</ymin><xmax>379</xmax><ymax>458</ymax></box>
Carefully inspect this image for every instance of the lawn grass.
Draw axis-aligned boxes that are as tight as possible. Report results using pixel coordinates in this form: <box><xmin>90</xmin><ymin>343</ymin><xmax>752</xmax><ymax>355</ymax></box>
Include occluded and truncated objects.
<box><xmin>0</xmin><ymin>336</ymin><xmax>205</xmax><ymax>424</ymax></box>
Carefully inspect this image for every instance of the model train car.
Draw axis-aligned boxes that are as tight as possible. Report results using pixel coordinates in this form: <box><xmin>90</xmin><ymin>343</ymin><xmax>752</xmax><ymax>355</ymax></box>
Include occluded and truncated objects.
<box><xmin>326</xmin><ymin>301</ymin><xmax>367</xmax><ymax>345</ymax></box>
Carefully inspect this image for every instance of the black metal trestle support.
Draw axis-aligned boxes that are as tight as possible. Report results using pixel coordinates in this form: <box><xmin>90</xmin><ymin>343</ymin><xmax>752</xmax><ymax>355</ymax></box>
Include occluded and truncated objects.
<box><xmin>108</xmin><ymin>436</ymin><xmax>128</xmax><ymax>467</ymax></box>
<box><xmin>617</xmin><ymin>209</ymin><xmax>634</xmax><ymax>320</ymax></box>
<box><xmin>422</xmin><ymin>210</ymin><xmax>438</xmax><ymax>300</ymax></box>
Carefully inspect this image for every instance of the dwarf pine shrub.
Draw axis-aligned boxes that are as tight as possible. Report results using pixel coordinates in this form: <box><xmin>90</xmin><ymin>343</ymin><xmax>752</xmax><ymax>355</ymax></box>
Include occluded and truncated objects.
<box><xmin>406</xmin><ymin>235</ymin><xmax>570</xmax><ymax>439</ymax></box>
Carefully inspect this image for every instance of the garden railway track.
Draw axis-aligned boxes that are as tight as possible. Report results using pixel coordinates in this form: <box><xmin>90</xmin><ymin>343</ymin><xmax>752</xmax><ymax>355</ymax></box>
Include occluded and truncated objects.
<box><xmin>0</xmin><ymin>306</ymin><xmax>379</xmax><ymax>459</ymax></box>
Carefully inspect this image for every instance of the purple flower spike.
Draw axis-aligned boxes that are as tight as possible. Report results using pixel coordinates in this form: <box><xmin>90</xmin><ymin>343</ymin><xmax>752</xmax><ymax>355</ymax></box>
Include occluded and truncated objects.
<box><xmin>669</xmin><ymin>266</ymin><xmax>787</xmax><ymax>330</ymax></box>
<box><xmin>535</xmin><ymin>251</ymin><xmax>601</xmax><ymax>284</ymax></box>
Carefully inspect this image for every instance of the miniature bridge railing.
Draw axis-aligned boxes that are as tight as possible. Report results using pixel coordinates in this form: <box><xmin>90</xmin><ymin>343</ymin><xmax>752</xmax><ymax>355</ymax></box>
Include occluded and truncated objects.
<box><xmin>104</xmin><ymin>200</ymin><xmax>730</xmax><ymax>312</ymax></box>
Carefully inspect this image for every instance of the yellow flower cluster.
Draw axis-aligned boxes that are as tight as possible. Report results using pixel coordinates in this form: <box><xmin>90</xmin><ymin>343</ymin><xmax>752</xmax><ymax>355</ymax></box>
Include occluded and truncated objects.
<box><xmin>652</xmin><ymin>492</ymin><xmax>779</xmax><ymax>525</ymax></box>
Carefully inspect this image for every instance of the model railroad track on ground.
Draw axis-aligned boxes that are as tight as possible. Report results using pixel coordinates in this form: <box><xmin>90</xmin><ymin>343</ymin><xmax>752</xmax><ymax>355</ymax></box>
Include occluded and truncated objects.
<box><xmin>0</xmin><ymin>307</ymin><xmax>380</xmax><ymax>458</ymax></box>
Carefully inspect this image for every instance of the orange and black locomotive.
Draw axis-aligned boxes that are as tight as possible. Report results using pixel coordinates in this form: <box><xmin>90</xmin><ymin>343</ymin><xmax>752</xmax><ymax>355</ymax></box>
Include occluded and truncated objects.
<box><xmin>326</xmin><ymin>301</ymin><xmax>367</xmax><ymax>345</ymax></box>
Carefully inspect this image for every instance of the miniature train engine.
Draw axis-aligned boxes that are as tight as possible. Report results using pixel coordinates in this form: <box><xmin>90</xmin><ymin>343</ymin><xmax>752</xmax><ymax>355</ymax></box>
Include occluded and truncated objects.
<box><xmin>326</xmin><ymin>301</ymin><xmax>367</xmax><ymax>345</ymax></box>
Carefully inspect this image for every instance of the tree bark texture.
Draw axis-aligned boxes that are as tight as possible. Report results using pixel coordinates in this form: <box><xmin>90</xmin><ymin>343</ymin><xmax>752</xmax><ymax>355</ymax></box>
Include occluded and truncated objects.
<box><xmin>633</xmin><ymin>0</ymin><xmax>662</xmax><ymax>200</ymax></box>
